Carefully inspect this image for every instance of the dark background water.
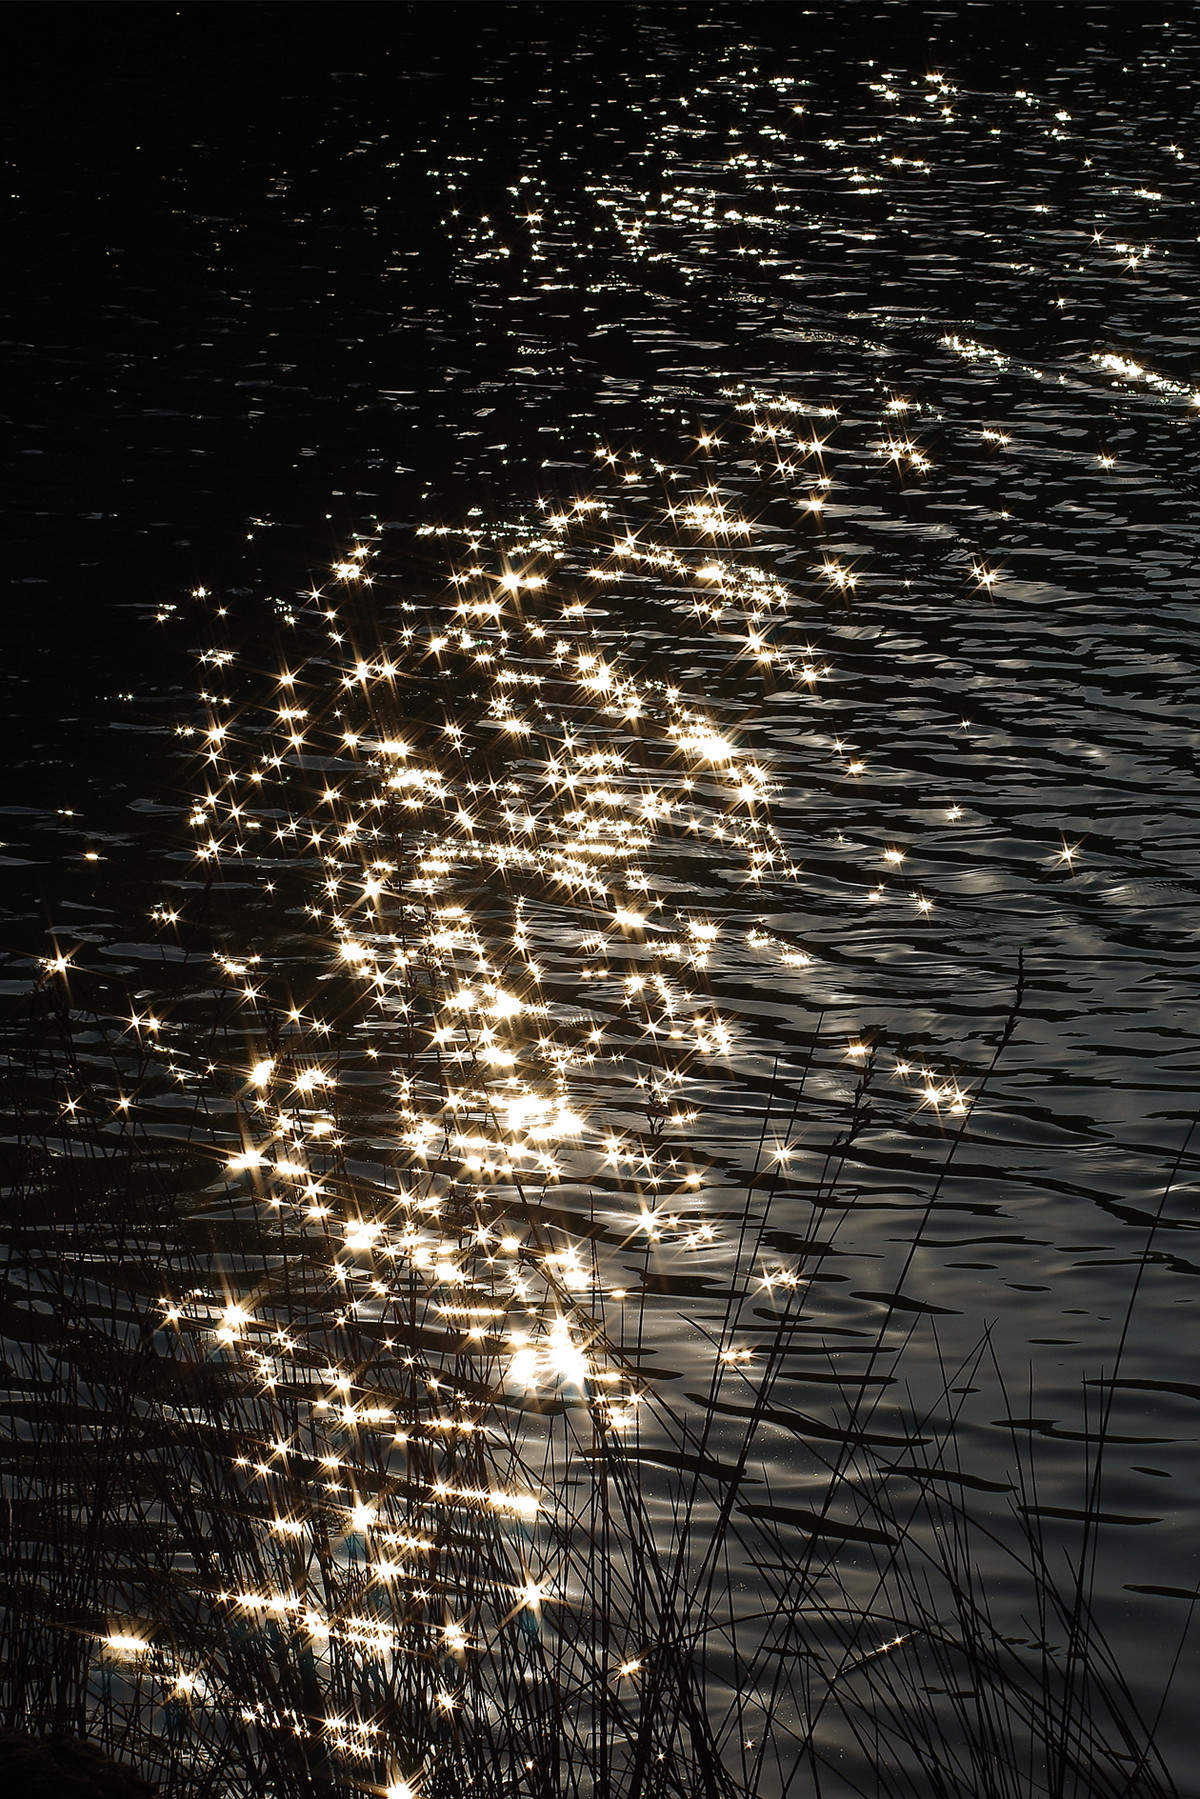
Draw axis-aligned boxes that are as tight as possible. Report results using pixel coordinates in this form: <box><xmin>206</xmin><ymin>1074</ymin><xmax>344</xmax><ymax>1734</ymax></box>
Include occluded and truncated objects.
<box><xmin>4</xmin><ymin>1</ymin><xmax>1199</xmax><ymax>1790</ymax></box>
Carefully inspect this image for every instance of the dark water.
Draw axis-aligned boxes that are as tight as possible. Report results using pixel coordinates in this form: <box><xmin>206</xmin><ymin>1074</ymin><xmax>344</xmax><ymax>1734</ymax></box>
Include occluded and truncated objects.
<box><xmin>4</xmin><ymin>5</ymin><xmax>1199</xmax><ymax>1795</ymax></box>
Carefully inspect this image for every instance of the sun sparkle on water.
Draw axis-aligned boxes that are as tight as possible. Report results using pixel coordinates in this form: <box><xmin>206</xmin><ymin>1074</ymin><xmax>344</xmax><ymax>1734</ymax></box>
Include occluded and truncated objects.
<box><xmin>11</xmin><ymin>21</ymin><xmax>1199</xmax><ymax>1796</ymax></box>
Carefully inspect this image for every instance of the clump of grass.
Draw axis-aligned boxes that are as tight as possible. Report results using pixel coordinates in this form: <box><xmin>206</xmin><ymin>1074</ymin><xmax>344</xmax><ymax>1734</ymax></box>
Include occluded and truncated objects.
<box><xmin>1</xmin><ymin>916</ymin><xmax>1186</xmax><ymax>1799</ymax></box>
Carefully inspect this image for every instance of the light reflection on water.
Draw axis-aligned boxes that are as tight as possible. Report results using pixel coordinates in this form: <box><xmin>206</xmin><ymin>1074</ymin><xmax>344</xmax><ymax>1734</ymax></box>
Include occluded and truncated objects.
<box><xmin>3</xmin><ymin>10</ymin><xmax>1200</xmax><ymax>1796</ymax></box>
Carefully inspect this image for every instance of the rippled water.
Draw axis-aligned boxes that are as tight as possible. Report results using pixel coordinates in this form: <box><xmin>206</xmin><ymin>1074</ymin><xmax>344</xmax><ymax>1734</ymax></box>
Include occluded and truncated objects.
<box><xmin>4</xmin><ymin>6</ymin><xmax>1199</xmax><ymax>1795</ymax></box>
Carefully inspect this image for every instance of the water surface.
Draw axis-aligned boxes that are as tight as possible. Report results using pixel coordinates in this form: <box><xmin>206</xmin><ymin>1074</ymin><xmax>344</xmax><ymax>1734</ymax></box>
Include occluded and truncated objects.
<box><xmin>3</xmin><ymin>7</ymin><xmax>1198</xmax><ymax>1795</ymax></box>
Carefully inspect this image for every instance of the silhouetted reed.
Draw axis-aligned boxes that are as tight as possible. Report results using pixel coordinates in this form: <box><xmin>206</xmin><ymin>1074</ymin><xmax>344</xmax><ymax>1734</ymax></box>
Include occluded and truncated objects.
<box><xmin>1</xmin><ymin>965</ymin><xmax>1186</xmax><ymax>1797</ymax></box>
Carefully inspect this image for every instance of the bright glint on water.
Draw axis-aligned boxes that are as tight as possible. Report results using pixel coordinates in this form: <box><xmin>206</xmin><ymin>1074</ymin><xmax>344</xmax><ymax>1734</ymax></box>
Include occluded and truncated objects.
<box><xmin>3</xmin><ymin>10</ymin><xmax>1198</xmax><ymax>1798</ymax></box>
